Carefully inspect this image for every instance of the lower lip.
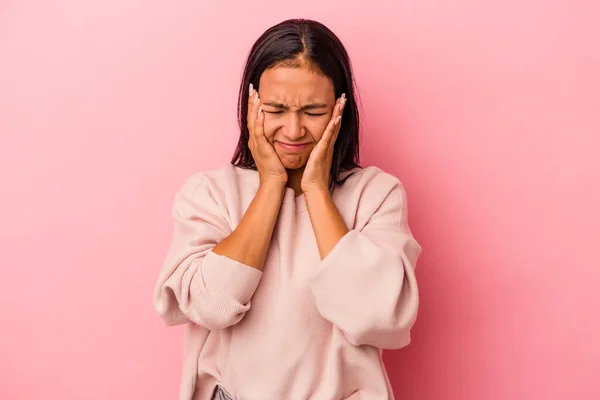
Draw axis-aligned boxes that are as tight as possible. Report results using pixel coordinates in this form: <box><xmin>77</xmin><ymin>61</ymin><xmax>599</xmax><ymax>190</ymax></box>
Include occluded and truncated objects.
<box><xmin>277</xmin><ymin>142</ymin><xmax>310</xmax><ymax>152</ymax></box>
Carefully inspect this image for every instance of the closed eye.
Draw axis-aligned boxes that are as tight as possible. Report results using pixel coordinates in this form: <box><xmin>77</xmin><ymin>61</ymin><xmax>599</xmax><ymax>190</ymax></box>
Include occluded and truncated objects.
<box><xmin>264</xmin><ymin>111</ymin><xmax>326</xmax><ymax>116</ymax></box>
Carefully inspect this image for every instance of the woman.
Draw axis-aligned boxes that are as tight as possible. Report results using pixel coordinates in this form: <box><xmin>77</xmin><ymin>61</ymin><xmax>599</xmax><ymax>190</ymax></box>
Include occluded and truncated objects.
<box><xmin>154</xmin><ymin>18</ymin><xmax>422</xmax><ymax>400</ymax></box>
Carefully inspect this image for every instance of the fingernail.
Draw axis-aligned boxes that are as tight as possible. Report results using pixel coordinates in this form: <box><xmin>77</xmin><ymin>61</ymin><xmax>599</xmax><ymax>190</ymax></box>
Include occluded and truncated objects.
<box><xmin>335</xmin><ymin>115</ymin><xmax>341</xmax><ymax>125</ymax></box>
<box><xmin>258</xmin><ymin>106</ymin><xmax>263</xmax><ymax>117</ymax></box>
<box><xmin>249</xmin><ymin>83</ymin><xmax>254</xmax><ymax>96</ymax></box>
<box><xmin>253</xmin><ymin>93</ymin><xmax>259</xmax><ymax>104</ymax></box>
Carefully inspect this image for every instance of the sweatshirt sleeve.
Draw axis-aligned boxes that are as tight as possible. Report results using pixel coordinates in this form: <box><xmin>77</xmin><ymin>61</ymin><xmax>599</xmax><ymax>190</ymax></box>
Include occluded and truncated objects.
<box><xmin>308</xmin><ymin>179</ymin><xmax>422</xmax><ymax>349</ymax></box>
<box><xmin>153</xmin><ymin>174</ymin><xmax>262</xmax><ymax>330</ymax></box>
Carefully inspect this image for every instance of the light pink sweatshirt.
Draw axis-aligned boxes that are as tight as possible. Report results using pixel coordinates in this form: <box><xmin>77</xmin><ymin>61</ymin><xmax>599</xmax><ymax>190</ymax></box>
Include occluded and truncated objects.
<box><xmin>154</xmin><ymin>164</ymin><xmax>421</xmax><ymax>400</ymax></box>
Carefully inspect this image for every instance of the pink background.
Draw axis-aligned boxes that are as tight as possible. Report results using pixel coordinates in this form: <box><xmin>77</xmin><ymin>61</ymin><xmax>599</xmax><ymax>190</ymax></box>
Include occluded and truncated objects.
<box><xmin>1</xmin><ymin>1</ymin><xmax>599</xmax><ymax>399</ymax></box>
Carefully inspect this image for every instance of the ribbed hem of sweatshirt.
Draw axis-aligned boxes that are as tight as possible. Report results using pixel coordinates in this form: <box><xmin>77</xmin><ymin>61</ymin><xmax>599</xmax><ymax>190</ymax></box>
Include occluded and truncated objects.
<box><xmin>199</xmin><ymin>250</ymin><xmax>263</xmax><ymax>305</ymax></box>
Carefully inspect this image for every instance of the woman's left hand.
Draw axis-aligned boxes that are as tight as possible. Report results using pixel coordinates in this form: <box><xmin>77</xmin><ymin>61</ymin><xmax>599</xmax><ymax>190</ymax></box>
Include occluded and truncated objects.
<box><xmin>301</xmin><ymin>93</ymin><xmax>347</xmax><ymax>194</ymax></box>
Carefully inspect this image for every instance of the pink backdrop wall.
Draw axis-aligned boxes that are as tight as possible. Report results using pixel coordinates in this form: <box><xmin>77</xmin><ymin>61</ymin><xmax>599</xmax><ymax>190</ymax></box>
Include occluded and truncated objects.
<box><xmin>1</xmin><ymin>1</ymin><xmax>599</xmax><ymax>399</ymax></box>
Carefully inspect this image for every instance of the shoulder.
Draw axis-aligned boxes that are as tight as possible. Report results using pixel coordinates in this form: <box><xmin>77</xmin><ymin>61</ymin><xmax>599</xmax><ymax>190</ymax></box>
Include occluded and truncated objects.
<box><xmin>176</xmin><ymin>163</ymin><xmax>258</xmax><ymax>203</ymax></box>
<box><xmin>339</xmin><ymin>165</ymin><xmax>405</xmax><ymax>199</ymax></box>
<box><xmin>336</xmin><ymin>166</ymin><xmax>409</xmax><ymax>226</ymax></box>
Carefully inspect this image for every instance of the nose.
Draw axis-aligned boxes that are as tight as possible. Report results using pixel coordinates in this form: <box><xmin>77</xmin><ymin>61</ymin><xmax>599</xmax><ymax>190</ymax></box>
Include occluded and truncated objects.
<box><xmin>282</xmin><ymin>113</ymin><xmax>303</xmax><ymax>141</ymax></box>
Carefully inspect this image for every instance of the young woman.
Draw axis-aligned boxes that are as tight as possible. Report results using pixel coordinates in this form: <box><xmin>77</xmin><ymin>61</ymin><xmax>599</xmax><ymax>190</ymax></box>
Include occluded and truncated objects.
<box><xmin>154</xmin><ymin>18</ymin><xmax>422</xmax><ymax>400</ymax></box>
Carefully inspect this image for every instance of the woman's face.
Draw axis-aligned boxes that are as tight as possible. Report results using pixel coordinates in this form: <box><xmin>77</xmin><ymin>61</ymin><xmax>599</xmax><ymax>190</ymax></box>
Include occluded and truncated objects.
<box><xmin>258</xmin><ymin>65</ymin><xmax>336</xmax><ymax>170</ymax></box>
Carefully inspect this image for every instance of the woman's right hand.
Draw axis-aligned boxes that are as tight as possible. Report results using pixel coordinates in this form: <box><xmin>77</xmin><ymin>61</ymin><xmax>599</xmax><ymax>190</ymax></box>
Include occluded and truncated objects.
<box><xmin>247</xmin><ymin>84</ymin><xmax>288</xmax><ymax>186</ymax></box>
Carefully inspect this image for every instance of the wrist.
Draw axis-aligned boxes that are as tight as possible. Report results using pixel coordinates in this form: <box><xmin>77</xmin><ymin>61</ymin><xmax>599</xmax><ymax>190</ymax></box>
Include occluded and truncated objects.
<box><xmin>259</xmin><ymin>172</ymin><xmax>288</xmax><ymax>188</ymax></box>
<box><xmin>302</xmin><ymin>183</ymin><xmax>330</xmax><ymax>198</ymax></box>
<box><xmin>258</xmin><ymin>180</ymin><xmax>287</xmax><ymax>196</ymax></box>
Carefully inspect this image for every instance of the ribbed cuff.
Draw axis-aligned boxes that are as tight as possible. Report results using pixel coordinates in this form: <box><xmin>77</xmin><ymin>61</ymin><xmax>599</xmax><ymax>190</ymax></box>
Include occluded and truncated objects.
<box><xmin>199</xmin><ymin>250</ymin><xmax>262</xmax><ymax>305</ymax></box>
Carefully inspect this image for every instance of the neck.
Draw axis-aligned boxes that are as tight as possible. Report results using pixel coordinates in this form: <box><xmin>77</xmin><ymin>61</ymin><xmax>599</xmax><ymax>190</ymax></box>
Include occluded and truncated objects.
<box><xmin>286</xmin><ymin>167</ymin><xmax>304</xmax><ymax>197</ymax></box>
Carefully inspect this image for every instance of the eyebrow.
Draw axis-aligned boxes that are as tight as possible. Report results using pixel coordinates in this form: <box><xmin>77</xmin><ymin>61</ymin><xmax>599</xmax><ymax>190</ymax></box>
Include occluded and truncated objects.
<box><xmin>262</xmin><ymin>102</ymin><xmax>328</xmax><ymax>110</ymax></box>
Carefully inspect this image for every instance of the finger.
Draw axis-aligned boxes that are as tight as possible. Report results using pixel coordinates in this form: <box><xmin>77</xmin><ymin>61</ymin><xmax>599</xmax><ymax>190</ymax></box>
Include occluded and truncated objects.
<box><xmin>331</xmin><ymin>115</ymin><xmax>342</xmax><ymax>151</ymax></box>
<box><xmin>330</xmin><ymin>115</ymin><xmax>342</xmax><ymax>150</ymax></box>
<box><xmin>321</xmin><ymin>97</ymin><xmax>343</xmax><ymax>148</ymax></box>
<box><xmin>254</xmin><ymin>104</ymin><xmax>266</xmax><ymax>141</ymax></box>
<box><xmin>247</xmin><ymin>86</ymin><xmax>259</xmax><ymax>131</ymax></box>
<box><xmin>247</xmin><ymin>84</ymin><xmax>260</xmax><ymax>132</ymax></box>
<box><xmin>336</xmin><ymin>93</ymin><xmax>346</xmax><ymax>121</ymax></box>
<box><xmin>330</xmin><ymin>94</ymin><xmax>346</xmax><ymax>145</ymax></box>
<box><xmin>319</xmin><ymin>116</ymin><xmax>337</xmax><ymax>151</ymax></box>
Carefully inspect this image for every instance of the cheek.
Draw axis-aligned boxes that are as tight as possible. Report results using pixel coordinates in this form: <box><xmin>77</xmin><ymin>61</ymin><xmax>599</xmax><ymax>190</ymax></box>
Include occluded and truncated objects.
<box><xmin>312</xmin><ymin>120</ymin><xmax>328</xmax><ymax>138</ymax></box>
<box><xmin>262</xmin><ymin>120</ymin><xmax>276</xmax><ymax>142</ymax></box>
<box><xmin>305</xmin><ymin>118</ymin><xmax>330</xmax><ymax>139</ymax></box>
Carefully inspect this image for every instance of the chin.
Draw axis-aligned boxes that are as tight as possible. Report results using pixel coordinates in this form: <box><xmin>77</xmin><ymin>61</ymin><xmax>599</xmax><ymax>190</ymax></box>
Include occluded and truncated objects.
<box><xmin>279</xmin><ymin>153</ymin><xmax>307</xmax><ymax>170</ymax></box>
<box><xmin>282</xmin><ymin>161</ymin><xmax>307</xmax><ymax>170</ymax></box>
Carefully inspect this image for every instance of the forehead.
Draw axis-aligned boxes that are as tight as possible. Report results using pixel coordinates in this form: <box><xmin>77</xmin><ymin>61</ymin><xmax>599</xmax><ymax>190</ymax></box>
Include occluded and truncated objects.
<box><xmin>258</xmin><ymin>66</ymin><xmax>335</xmax><ymax>102</ymax></box>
